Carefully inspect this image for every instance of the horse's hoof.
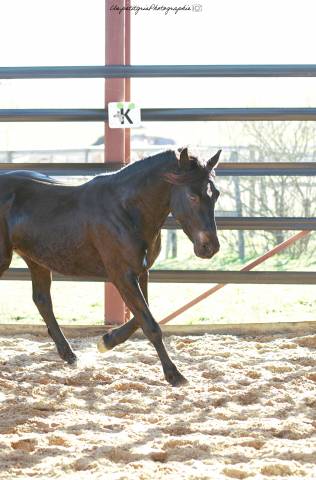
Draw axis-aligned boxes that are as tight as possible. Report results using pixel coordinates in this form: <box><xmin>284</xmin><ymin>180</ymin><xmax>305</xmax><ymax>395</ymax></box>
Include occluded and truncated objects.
<box><xmin>165</xmin><ymin>370</ymin><xmax>188</xmax><ymax>387</ymax></box>
<box><xmin>65</xmin><ymin>352</ymin><xmax>78</xmax><ymax>366</ymax></box>
<box><xmin>57</xmin><ymin>346</ymin><xmax>77</xmax><ymax>365</ymax></box>
<box><xmin>97</xmin><ymin>336</ymin><xmax>109</xmax><ymax>353</ymax></box>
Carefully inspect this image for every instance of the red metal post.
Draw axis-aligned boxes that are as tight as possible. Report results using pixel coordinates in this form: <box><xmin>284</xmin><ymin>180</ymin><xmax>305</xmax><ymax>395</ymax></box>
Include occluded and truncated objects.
<box><xmin>104</xmin><ymin>0</ymin><xmax>129</xmax><ymax>325</ymax></box>
<box><xmin>125</xmin><ymin>0</ymin><xmax>131</xmax><ymax>165</ymax></box>
<box><xmin>123</xmin><ymin>1</ymin><xmax>131</xmax><ymax>322</ymax></box>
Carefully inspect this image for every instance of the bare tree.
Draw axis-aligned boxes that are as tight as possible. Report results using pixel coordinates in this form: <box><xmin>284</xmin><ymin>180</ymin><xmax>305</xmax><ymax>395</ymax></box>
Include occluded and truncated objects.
<box><xmin>217</xmin><ymin>122</ymin><xmax>316</xmax><ymax>260</ymax></box>
<box><xmin>241</xmin><ymin>121</ymin><xmax>316</xmax><ymax>255</ymax></box>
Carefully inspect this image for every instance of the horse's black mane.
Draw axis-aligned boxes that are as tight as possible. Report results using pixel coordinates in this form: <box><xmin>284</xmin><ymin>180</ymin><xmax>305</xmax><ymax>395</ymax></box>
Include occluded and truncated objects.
<box><xmin>114</xmin><ymin>149</ymin><xmax>211</xmax><ymax>186</ymax></box>
<box><xmin>115</xmin><ymin>150</ymin><xmax>176</xmax><ymax>178</ymax></box>
<box><xmin>163</xmin><ymin>151</ymin><xmax>212</xmax><ymax>186</ymax></box>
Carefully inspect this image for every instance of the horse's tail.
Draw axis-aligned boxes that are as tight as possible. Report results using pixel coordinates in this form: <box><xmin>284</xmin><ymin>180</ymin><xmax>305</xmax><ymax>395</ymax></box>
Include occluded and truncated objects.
<box><xmin>0</xmin><ymin>192</ymin><xmax>14</xmax><ymax>273</ymax></box>
<box><xmin>0</xmin><ymin>192</ymin><xmax>15</xmax><ymax>216</ymax></box>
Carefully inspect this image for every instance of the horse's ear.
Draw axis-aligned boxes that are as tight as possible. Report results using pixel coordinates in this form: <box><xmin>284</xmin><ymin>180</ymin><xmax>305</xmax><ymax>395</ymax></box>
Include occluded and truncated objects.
<box><xmin>207</xmin><ymin>149</ymin><xmax>221</xmax><ymax>170</ymax></box>
<box><xmin>178</xmin><ymin>147</ymin><xmax>191</xmax><ymax>170</ymax></box>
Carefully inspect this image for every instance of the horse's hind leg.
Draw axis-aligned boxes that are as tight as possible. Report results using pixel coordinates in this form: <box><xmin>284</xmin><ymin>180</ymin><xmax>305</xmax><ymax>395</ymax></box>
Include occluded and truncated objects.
<box><xmin>23</xmin><ymin>257</ymin><xmax>77</xmax><ymax>365</ymax></box>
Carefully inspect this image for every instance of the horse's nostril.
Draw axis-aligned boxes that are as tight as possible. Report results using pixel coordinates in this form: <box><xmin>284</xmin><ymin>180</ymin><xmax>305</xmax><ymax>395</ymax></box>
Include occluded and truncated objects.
<box><xmin>202</xmin><ymin>243</ymin><xmax>213</xmax><ymax>254</ymax></box>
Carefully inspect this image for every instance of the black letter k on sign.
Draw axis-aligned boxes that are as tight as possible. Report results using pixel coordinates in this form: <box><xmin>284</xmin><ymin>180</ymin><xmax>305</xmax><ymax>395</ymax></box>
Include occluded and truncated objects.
<box><xmin>119</xmin><ymin>108</ymin><xmax>133</xmax><ymax>124</ymax></box>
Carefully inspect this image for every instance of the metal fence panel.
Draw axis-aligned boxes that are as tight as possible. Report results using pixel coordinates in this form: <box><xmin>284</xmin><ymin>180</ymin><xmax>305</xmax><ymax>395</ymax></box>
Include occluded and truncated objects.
<box><xmin>1</xmin><ymin>63</ymin><xmax>315</xmax><ymax>287</ymax></box>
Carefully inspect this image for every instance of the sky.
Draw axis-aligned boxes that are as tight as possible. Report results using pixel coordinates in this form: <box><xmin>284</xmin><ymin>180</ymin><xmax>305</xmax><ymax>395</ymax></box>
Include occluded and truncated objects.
<box><xmin>0</xmin><ymin>0</ymin><xmax>316</xmax><ymax>149</ymax></box>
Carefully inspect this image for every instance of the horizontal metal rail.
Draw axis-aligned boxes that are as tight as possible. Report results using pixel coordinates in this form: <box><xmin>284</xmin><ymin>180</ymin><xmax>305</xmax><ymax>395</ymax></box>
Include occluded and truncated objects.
<box><xmin>149</xmin><ymin>271</ymin><xmax>316</xmax><ymax>285</ymax></box>
<box><xmin>2</xmin><ymin>108</ymin><xmax>316</xmax><ymax>122</ymax></box>
<box><xmin>217</xmin><ymin>162</ymin><xmax>316</xmax><ymax>176</ymax></box>
<box><xmin>2</xmin><ymin>268</ymin><xmax>316</xmax><ymax>284</ymax></box>
<box><xmin>1</xmin><ymin>162</ymin><xmax>316</xmax><ymax>176</ymax></box>
<box><xmin>1</xmin><ymin>65</ymin><xmax>316</xmax><ymax>78</ymax></box>
<box><xmin>0</xmin><ymin>147</ymin><xmax>104</xmax><ymax>155</ymax></box>
<box><xmin>165</xmin><ymin>217</ymin><xmax>316</xmax><ymax>231</ymax></box>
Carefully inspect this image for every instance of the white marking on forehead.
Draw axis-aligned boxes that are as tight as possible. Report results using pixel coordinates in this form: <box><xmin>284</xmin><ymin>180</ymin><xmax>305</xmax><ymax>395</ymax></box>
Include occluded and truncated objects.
<box><xmin>206</xmin><ymin>182</ymin><xmax>213</xmax><ymax>198</ymax></box>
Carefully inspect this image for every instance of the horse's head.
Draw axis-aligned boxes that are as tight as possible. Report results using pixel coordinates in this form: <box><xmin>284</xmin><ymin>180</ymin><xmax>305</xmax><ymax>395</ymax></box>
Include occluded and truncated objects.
<box><xmin>166</xmin><ymin>147</ymin><xmax>221</xmax><ymax>259</ymax></box>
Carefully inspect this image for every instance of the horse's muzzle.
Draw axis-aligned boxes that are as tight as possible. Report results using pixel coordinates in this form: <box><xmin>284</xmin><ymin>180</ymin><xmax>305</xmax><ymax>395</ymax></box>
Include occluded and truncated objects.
<box><xmin>194</xmin><ymin>244</ymin><xmax>219</xmax><ymax>259</ymax></box>
<box><xmin>194</xmin><ymin>232</ymin><xmax>220</xmax><ymax>259</ymax></box>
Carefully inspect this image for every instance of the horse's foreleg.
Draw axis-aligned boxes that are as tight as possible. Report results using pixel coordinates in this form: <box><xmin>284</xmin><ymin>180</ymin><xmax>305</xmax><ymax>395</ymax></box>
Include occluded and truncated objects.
<box><xmin>100</xmin><ymin>271</ymin><xmax>187</xmax><ymax>386</ymax></box>
<box><xmin>24</xmin><ymin>258</ymin><xmax>77</xmax><ymax>365</ymax></box>
<box><xmin>98</xmin><ymin>271</ymin><xmax>147</xmax><ymax>351</ymax></box>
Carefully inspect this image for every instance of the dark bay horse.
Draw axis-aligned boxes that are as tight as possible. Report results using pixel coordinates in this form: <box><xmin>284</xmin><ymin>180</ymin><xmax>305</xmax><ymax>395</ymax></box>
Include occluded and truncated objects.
<box><xmin>0</xmin><ymin>148</ymin><xmax>221</xmax><ymax>386</ymax></box>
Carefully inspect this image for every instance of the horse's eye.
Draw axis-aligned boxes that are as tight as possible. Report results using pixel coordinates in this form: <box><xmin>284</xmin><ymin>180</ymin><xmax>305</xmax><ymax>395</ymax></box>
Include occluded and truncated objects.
<box><xmin>188</xmin><ymin>193</ymin><xmax>200</xmax><ymax>203</ymax></box>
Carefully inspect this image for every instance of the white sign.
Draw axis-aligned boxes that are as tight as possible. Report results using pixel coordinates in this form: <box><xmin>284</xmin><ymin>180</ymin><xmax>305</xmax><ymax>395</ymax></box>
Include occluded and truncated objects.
<box><xmin>108</xmin><ymin>102</ymin><xmax>141</xmax><ymax>128</ymax></box>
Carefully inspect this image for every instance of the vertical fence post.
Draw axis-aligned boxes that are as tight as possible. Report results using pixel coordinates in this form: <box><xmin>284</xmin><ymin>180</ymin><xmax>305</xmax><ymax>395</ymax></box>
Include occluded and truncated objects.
<box><xmin>125</xmin><ymin>0</ymin><xmax>131</xmax><ymax>165</ymax></box>
<box><xmin>231</xmin><ymin>150</ymin><xmax>245</xmax><ymax>261</ymax></box>
<box><xmin>123</xmin><ymin>0</ymin><xmax>131</xmax><ymax>322</ymax></box>
<box><xmin>104</xmin><ymin>0</ymin><xmax>128</xmax><ymax>325</ymax></box>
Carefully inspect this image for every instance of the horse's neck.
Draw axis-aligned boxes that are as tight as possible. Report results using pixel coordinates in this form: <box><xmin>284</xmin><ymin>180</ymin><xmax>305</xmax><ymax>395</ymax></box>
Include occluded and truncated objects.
<box><xmin>117</xmin><ymin>152</ymin><xmax>176</xmax><ymax>231</ymax></box>
<box><xmin>138</xmin><ymin>175</ymin><xmax>172</xmax><ymax>230</ymax></box>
